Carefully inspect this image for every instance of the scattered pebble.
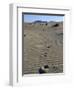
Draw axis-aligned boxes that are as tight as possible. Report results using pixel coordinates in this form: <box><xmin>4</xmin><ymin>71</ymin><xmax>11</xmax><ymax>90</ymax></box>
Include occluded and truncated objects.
<box><xmin>24</xmin><ymin>34</ymin><xmax>26</xmax><ymax>37</ymax></box>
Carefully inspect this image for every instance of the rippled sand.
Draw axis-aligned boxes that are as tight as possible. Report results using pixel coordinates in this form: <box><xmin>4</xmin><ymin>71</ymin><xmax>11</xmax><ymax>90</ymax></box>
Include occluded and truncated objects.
<box><xmin>22</xmin><ymin>22</ymin><xmax>63</xmax><ymax>75</ymax></box>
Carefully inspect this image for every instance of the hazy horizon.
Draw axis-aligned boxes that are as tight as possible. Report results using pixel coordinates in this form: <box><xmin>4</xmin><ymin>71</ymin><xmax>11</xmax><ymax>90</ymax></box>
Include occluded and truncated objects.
<box><xmin>23</xmin><ymin>14</ymin><xmax>64</xmax><ymax>23</ymax></box>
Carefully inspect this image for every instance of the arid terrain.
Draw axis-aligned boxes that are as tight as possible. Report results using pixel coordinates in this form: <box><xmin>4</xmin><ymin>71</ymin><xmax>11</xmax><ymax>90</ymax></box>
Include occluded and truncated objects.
<box><xmin>22</xmin><ymin>21</ymin><xmax>63</xmax><ymax>75</ymax></box>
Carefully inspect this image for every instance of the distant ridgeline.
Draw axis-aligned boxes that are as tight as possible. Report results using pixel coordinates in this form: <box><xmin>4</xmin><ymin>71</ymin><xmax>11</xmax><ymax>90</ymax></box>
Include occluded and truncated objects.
<box><xmin>24</xmin><ymin>20</ymin><xmax>63</xmax><ymax>28</ymax></box>
<box><xmin>33</xmin><ymin>20</ymin><xmax>48</xmax><ymax>24</ymax></box>
<box><xmin>25</xmin><ymin>20</ymin><xmax>63</xmax><ymax>24</ymax></box>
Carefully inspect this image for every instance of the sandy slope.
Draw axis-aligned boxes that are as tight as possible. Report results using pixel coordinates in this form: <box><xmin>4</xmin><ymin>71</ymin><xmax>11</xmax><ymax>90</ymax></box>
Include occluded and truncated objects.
<box><xmin>22</xmin><ymin>22</ymin><xmax>63</xmax><ymax>74</ymax></box>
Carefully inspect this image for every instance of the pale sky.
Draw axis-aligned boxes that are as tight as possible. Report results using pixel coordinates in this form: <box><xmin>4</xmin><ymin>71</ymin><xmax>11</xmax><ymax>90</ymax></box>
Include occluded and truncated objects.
<box><xmin>23</xmin><ymin>14</ymin><xmax>64</xmax><ymax>23</ymax></box>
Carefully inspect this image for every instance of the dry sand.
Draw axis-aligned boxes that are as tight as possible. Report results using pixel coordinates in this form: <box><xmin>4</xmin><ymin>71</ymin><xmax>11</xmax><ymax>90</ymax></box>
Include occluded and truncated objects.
<box><xmin>22</xmin><ymin>22</ymin><xmax>63</xmax><ymax>75</ymax></box>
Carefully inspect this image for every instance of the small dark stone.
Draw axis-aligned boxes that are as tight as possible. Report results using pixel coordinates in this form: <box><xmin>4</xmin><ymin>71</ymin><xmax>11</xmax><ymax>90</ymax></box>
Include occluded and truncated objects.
<box><xmin>47</xmin><ymin>46</ymin><xmax>50</xmax><ymax>48</ymax></box>
<box><xmin>45</xmin><ymin>23</ymin><xmax>48</xmax><ymax>26</ymax></box>
<box><xmin>52</xmin><ymin>23</ymin><xmax>59</xmax><ymax>27</ymax></box>
<box><xmin>44</xmin><ymin>54</ymin><xmax>47</xmax><ymax>57</ymax></box>
<box><xmin>24</xmin><ymin>34</ymin><xmax>26</xmax><ymax>37</ymax></box>
<box><xmin>39</xmin><ymin>68</ymin><xmax>46</xmax><ymax>74</ymax></box>
<box><xmin>44</xmin><ymin>52</ymin><xmax>47</xmax><ymax>55</ymax></box>
<box><xmin>52</xmin><ymin>66</ymin><xmax>58</xmax><ymax>71</ymax></box>
<box><xmin>44</xmin><ymin>52</ymin><xmax>47</xmax><ymax>57</ymax></box>
<box><xmin>44</xmin><ymin>65</ymin><xmax>49</xmax><ymax>69</ymax></box>
<box><xmin>53</xmin><ymin>66</ymin><xmax>56</xmax><ymax>69</ymax></box>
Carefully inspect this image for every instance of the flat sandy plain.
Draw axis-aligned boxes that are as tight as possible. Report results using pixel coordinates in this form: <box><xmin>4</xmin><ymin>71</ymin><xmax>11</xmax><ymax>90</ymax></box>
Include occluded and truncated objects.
<box><xmin>22</xmin><ymin>21</ymin><xmax>63</xmax><ymax>75</ymax></box>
